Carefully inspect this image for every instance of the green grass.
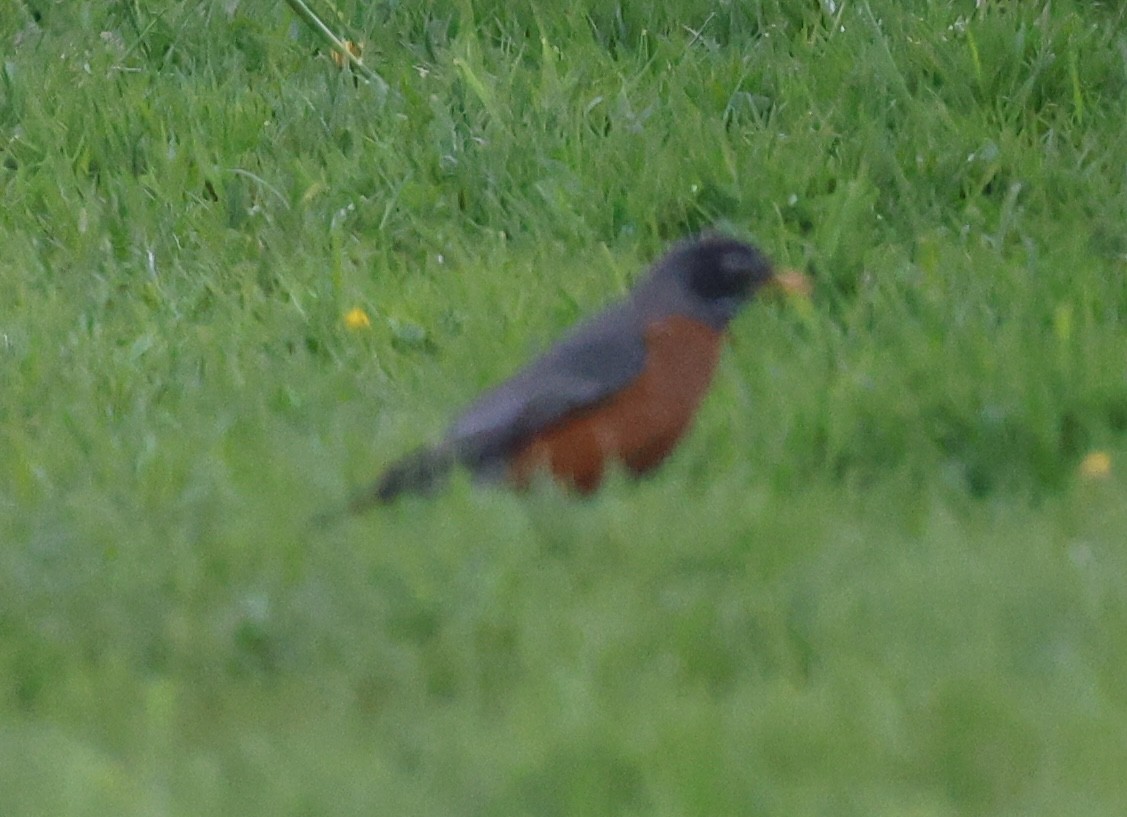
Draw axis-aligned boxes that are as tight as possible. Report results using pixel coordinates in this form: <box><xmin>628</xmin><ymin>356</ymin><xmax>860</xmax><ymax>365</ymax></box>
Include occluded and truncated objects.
<box><xmin>3</xmin><ymin>0</ymin><xmax>1127</xmax><ymax>813</ymax></box>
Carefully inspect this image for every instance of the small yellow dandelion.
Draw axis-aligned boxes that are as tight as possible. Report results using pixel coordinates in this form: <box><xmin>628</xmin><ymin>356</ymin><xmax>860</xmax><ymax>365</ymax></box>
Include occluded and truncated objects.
<box><xmin>344</xmin><ymin>307</ymin><xmax>371</xmax><ymax>330</ymax></box>
<box><xmin>331</xmin><ymin>40</ymin><xmax>364</xmax><ymax>69</ymax></box>
<box><xmin>1079</xmin><ymin>450</ymin><xmax>1112</xmax><ymax>480</ymax></box>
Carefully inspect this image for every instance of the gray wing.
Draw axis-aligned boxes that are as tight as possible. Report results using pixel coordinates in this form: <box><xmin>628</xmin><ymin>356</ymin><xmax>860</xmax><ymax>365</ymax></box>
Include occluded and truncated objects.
<box><xmin>445</xmin><ymin>301</ymin><xmax>647</xmax><ymax>466</ymax></box>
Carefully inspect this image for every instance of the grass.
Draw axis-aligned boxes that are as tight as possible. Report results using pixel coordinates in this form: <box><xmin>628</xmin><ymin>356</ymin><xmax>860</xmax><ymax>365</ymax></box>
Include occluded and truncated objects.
<box><xmin>2</xmin><ymin>0</ymin><xmax>1127</xmax><ymax>813</ymax></box>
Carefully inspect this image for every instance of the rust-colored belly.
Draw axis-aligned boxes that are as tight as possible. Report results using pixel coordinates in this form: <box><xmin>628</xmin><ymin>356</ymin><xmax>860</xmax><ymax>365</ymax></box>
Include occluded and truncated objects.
<box><xmin>508</xmin><ymin>315</ymin><xmax>724</xmax><ymax>492</ymax></box>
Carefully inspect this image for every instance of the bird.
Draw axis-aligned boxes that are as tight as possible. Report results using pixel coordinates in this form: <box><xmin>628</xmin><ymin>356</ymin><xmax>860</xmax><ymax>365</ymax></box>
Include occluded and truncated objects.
<box><xmin>351</xmin><ymin>234</ymin><xmax>809</xmax><ymax>511</ymax></box>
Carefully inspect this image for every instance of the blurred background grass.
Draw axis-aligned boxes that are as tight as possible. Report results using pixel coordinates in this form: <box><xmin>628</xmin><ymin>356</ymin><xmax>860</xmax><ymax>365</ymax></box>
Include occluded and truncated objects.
<box><xmin>2</xmin><ymin>1</ymin><xmax>1126</xmax><ymax>814</ymax></box>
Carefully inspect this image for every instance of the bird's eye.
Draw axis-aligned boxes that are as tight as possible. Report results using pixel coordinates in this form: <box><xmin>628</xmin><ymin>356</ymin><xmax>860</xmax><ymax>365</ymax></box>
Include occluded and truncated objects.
<box><xmin>718</xmin><ymin>251</ymin><xmax>756</xmax><ymax>290</ymax></box>
<box><xmin>719</xmin><ymin>251</ymin><xmax>749</xmax><ymax>274</ymax></box>
<box><xmin>686</xmin><ymin>240</ymin><xmax>766</xmax><ymax>302</ymax></box>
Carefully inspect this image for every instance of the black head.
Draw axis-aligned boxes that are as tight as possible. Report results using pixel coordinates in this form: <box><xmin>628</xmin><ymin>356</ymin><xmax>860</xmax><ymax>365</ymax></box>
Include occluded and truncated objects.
<box><xmin>638</xmin><ymin>235</ymin><xmax>776</xmax><ymax>328</ymax></box>
<box><xmin>684</xmin><ymin>235</ymin><xmax>774</xmax><ymax>300</ymax></box>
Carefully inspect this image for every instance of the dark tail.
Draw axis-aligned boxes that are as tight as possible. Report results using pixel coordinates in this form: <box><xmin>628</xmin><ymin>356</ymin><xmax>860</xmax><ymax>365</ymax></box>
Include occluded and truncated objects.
<box><xmin>348</xmin><ymin>444</ymin><xmax>457</xmax><ymax>513</ymax></box>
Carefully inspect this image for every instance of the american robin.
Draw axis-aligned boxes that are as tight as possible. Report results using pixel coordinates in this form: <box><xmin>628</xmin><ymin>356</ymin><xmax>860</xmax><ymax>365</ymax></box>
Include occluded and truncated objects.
<box><xmin>352</xmin><ymin>235</ymin><xmax>809</xmax><ymax>510</ymax></box>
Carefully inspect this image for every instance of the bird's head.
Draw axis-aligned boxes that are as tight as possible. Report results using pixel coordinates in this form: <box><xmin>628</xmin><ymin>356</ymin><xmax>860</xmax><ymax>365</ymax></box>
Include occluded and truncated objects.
<box><xmin>640</xmin><ymin>235</ymin><xmax>807</xmax><ymax>329</ymax></box>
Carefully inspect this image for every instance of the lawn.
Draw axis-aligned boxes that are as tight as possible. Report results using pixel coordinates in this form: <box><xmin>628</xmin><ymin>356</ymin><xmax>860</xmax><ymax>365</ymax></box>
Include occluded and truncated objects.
<box><xmin>2</xmin><ymin>1</ymin><xmax>1127</xmax><ymax>814</ymax></box>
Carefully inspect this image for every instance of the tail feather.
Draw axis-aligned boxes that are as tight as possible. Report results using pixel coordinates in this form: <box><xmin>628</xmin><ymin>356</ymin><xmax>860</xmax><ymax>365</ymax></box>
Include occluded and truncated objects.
<box><xmin>349</xmin><ymin>444</ymin><xmax>456</xmax><ymax>512</ymax></box>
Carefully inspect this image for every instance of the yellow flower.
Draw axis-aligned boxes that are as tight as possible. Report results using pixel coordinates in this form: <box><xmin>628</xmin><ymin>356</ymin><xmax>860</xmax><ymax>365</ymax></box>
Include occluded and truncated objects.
<box><xmin>344</xmin><ymin>307</ymin><xmax>371</xmax><ymax>330</ymax></box>
<box><xmin>1079</xmin><ymin>450</ymin><xmax>1112</xmax><ymax>480</ymax></box>
<box><xmin>331</xmin><ymin>40</ymin><xmax>364</xmax><ymax>69</ymax></box>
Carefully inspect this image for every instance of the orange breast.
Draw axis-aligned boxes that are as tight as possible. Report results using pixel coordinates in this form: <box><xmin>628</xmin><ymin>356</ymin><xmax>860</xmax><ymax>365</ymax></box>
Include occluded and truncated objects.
<box><xmin>508</xmin><ymin>315</ymin><xmax>725</xmax><ymax>492</ymax></box>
